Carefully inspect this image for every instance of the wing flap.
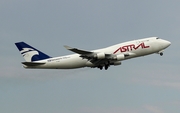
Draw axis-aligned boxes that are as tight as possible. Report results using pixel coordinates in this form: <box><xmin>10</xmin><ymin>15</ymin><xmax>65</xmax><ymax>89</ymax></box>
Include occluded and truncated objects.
<box><xmin>22</xmin><ymin>62</ymin><xmax>46</xmax><ymax>66</ymax></box>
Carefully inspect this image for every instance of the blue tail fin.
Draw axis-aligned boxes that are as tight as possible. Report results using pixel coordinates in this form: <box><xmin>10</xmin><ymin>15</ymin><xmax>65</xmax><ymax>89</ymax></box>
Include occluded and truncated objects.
<box><xmin>15</xmin><ymin>42</ymin><xmax>51</xmax><ymax>62</ymax></box>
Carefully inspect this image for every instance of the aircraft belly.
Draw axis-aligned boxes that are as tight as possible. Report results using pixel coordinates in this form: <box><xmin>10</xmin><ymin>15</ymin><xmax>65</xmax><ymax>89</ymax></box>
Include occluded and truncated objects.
<box><xmin>45</xmin><ymin>58</ymin><xmax>86</xmax><ymax>69</ymax></box>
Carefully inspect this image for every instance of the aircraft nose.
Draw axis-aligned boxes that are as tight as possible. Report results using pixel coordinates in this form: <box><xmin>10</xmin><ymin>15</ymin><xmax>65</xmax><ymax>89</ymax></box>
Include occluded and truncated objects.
<box><xmin>161</xmin><ymin>39</ymin><xmax>171</xmax><ymax>48</ymax></box>
<box><xmin>157</xmin><ymin>39</ymin><xmax>171</xmax><ymax>50</ymax></box>
<box><xmin>164</xmin><ymin>40</ymin><xmax>171</xmax><ymax>47</ymax></box>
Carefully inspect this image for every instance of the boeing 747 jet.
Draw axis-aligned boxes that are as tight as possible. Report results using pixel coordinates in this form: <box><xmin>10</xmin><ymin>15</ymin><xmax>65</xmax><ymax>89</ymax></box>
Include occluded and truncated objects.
<box><xmin>15</xmin><ymin>37</ymin><xmax>171</xmax><ymax>70</ymax></box>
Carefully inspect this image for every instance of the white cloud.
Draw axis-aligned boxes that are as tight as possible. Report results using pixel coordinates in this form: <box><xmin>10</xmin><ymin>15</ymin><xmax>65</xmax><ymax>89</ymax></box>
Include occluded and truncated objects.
<box><xmin>77</xmin><ymin>105</ymin><xmax>166</xmax><ymax>113</ymax></box>
<box><xmin>144</xmin><ymin>105</ymin><xmax>164</xmax><ymax>113</ymax></box>
<box><xmin>130</xmin><ymin>77</ymin><xmax>180</xmax><ymax>90</ymax></box>
<box><xmin>78</xmin><ymin>106</ymin><xmax>144</xmax><ymax>113</ymax></box>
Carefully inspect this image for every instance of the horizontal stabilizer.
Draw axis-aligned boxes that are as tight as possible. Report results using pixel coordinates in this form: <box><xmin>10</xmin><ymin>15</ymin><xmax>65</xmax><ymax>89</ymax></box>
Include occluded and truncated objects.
<box><xmin>22</xmin><ymin>62</ymin><xmax>46</xmax><ymax>66</ymax></box>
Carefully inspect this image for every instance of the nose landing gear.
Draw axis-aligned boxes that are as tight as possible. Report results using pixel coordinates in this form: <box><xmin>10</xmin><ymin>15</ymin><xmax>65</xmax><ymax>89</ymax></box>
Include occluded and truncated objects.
<box><xmin>160</xmin><ymin>52</ymin><xmax>163</xmax><ymax>56</ymax></box>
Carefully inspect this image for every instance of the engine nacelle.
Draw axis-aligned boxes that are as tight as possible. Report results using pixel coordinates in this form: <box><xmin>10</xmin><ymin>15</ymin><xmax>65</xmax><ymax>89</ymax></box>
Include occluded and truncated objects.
<box><xmin>94</xmin><ymin>52</ymin><xmax>105</xmax><ymax>59</ymax></box>
<box><xmin>113</xmin><ymin>54</ymin><xmax>125</xmax><ymax>61</ymax></box>
<box><xmin>111</xmin><ymin>61</ymin><xmax>122</xmax><ymax>66</ymax></box>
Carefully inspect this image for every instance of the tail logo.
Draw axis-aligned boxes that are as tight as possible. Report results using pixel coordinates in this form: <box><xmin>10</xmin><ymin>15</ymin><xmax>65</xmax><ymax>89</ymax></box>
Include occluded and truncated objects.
<box><xmin>15</xmin><ymin>42</ymin><xmax>51</xmax><ymax>62</ymax></box>
<box><xmin>20</xmin><ymin>48</ymin><xmax>39</xmax><ymax>62</ymax></box>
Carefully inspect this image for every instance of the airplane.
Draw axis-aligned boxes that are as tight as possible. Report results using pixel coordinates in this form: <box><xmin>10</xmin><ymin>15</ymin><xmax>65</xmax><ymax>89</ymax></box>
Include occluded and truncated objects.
<box><xmin>15</xmin><ymin>37</ymin><xmax>171</xmax><ymax>70</ymax></box>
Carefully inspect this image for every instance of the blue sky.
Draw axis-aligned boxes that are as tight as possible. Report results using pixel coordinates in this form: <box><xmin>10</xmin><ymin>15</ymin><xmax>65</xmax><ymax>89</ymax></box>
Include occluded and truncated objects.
<box><xmin>0</xmin><ymin>1</ymin><xmax>180</xmax><ymax>113</ymax></box>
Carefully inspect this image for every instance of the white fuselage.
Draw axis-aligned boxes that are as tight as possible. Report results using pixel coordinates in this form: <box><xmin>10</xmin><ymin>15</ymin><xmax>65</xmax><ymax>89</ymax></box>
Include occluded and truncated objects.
<box><xmin>24</xmin><ymin>37</ymin><xmax>171</xmax><ymax>69</ymax></box>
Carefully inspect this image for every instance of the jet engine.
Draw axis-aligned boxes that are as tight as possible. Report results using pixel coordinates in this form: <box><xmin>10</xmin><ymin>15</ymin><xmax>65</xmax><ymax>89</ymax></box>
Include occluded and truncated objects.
<box><xmin>113</xmin><ymin>54</ymin><xmax>125</xmax><ymax>61</ymax></box>
<box><xmin>94</xmin><ymin>52</ymin><xmax>105</xmax><ymax>59</ymax></box>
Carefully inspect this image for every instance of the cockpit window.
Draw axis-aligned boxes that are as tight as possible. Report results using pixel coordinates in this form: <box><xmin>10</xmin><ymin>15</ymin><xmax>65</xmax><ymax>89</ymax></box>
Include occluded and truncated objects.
<box><xmin>156</xmin><ymin>37</ymin><xmax>159</xmax><ymax>39</ymax></box>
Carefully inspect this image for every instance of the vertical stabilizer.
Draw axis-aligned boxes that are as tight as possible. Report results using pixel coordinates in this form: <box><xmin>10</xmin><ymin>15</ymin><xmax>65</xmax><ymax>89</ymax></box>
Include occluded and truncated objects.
<box><xmin>15</xmin><ymin>42</ymin><xmax>51</xmax><ymax>62</ymax></box>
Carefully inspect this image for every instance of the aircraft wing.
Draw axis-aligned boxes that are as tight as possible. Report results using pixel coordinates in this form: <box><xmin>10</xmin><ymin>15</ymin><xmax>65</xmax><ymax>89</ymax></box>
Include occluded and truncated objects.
<box><xmin>65</xmin><ymin>45</ymin><xmax>115</xmax><ymax>58</ymax></box>
<box><xmin>64</xmin><ymin>45</ymin><xmax>110</xmax><ymax>60</ymax></box>
<box><xmin>64</xmin><ymin>45</ymin><xmax>93</xmax><ymax>54</ymax></box>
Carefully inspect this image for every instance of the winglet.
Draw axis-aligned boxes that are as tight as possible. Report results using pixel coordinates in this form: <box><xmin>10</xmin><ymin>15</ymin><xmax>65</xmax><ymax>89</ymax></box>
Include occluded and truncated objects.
<box><xmin>64</xmin><ymin>45</ymin><xmax>74</xmax><ymax>50</ymax></box>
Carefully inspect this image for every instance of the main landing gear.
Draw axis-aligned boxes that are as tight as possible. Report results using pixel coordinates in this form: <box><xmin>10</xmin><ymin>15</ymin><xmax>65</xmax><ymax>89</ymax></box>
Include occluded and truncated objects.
<box><xmin>98</xmin><ymin>66</ymin><xmax>103</xmax><ymax>70</ymax></box>
<box><xmin>105</xmin><ymin>65</ymin><xmax>109</xmax><ymax>70</ymax></box>
<box><xmin>98</xmin><ymin>64</ymin><xmax>109</xmax><ymax>70</ymax></box>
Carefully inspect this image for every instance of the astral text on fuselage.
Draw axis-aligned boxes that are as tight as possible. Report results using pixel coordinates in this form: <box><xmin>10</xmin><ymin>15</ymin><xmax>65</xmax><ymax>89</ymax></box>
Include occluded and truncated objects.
<box><xmin>113</xmin><ymin>43</ymin><xmax>150</xmax><ymax>54</ymax></box>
